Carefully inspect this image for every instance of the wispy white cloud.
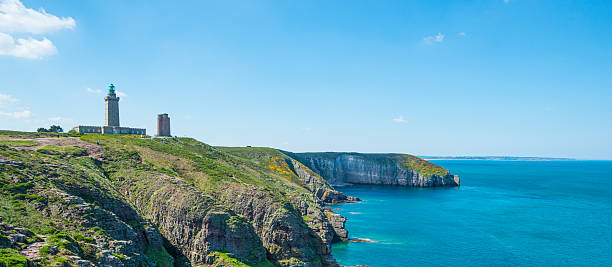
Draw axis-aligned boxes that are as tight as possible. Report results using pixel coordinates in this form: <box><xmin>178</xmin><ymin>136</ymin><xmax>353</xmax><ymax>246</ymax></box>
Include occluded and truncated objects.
<box><xmin>0</xmin><ymin>0</ymin><xmax>75</xmax><ymax>34</ymax></box>
<box><xmin>0</xmin><ymin>0</ymin><xmax>75</xmax><ymax>59</ymax></box>
<box><xmin>504</xmin><ymin>0</ymin><xmax>510</xmax><ymax>3</ymax></box>
<box><xmin>302</xmin><ymin>127</ymin><xmax>312</xmax><ymax>131</ymax></box>
<box><xmin>86</xmin><ymin>87</ymin><xmax>102</xmax><ymax>94</ymax></box>
<box><xmin>48</xmin><ymin>116</ymin><xmax>72</xmax><ymax>122</ymax></box>
<box><xmin>0</xmin><ymin>93</ymin><xmax>18</xmax><ymax>106</ymax></box>
<box><xmin>424</xmin><ymin>33</ymin><xmax>444</xmax><ymax>44</ymax></box>
<box><xmin>0</xmin><ymin>92</ymin><xmax>32</xmax><ymax>119</ymax></box>
<box><xmin>0</xmin><ymin>109</ymin><xmax>31</xmax><ymax>118</ymax></box>
<box><xmin>458</xmin><ymin>32</ymin><xmax>466</xmax><ymax>36</ymax></box>
<box><xmin>393</xmin><ymin>116</ymin><xmax>407</xmax><ymax>123</ymax></box>
<box><xmin>116</xmin><ymin>91</ymin><xmax>127</xmax><ymax>97</ymax></box>
<box><xmin>0</xmin><ymin>32</ymin><xmax>56</xmax><ymax>59</ymax></box>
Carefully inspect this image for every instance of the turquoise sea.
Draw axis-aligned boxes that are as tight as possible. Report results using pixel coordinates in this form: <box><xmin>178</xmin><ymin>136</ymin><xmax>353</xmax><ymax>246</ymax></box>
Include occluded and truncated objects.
<box><xmin>330</xmin><ymin>160</ymin><xmax>612</xmax><ymax>266</ymax></box>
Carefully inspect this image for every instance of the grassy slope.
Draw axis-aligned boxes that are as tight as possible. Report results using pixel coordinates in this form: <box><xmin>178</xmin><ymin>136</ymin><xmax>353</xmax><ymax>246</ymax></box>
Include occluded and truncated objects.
<box><xmin>0</xmin><ymin>136</ymin><xmax>171</xmax><ymax>266</ymax></box>
<box><xmin>86</xmin><ymin>136</ymin><xmax>324</xmax><ymax>203</ymax></box>
<box><xmin>0</xmin><ymin>132</ymin><xmax>341</xmax><ymax>266</ymax></box>
<box><xmin>5</xmin><ymin>131</ymin><xmax>448</xmax><ymax>266</ymax></box>
<box><xmin>217</xmin><ymin>146</ymin><xmax>334</xmax><ymax>188</ymax></box>
<box><xmin>80</xmin><ymin>135</ymin><xmax>336</xmax><ymax>265</ymax></box>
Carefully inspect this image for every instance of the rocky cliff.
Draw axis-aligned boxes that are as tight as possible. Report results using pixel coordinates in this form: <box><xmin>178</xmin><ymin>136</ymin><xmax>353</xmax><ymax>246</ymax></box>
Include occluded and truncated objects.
<box><xmin>283</xmin><ymin>152</ymin><xmax>460</xmax><ymax>187</ymax></box>
<box><xmin>0</xmin><ymin>131</ymin><xmax>355</xmax><ymax>267</ymax></box>
<box><xmin>0</xmin><ymin>130</ymin><xmax>452</xmax><ymax>267</ymax></box>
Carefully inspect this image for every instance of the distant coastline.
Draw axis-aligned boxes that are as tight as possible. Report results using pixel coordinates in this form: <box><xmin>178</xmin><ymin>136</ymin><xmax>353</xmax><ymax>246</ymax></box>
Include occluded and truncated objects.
<box><xmin>421</xmin><ymin>156</ymin><xmax>576</xmax><ymax>161</ymax></box>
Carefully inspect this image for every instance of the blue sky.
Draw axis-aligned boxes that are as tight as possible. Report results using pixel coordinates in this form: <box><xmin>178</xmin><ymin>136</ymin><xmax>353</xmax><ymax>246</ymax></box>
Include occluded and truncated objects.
<box><xmin>1</xmin><ymin>0</ymin><xmax>611</xmax><ymax>159</ymax></box>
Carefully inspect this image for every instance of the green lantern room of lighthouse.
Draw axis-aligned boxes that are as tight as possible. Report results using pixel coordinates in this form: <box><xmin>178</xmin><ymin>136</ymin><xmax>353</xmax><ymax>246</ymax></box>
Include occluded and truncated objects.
<box><xmin>109</xmin><ymin>84</ymin><xmax>116</xmax><ymax>94</ymax></box>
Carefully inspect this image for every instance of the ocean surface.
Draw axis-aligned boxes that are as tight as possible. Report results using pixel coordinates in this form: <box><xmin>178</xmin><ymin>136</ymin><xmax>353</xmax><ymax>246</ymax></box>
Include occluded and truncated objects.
<box><xmin>330</xmin><ymin>160</ymin><xmax>612</xmax><ymax>266</ymax></box>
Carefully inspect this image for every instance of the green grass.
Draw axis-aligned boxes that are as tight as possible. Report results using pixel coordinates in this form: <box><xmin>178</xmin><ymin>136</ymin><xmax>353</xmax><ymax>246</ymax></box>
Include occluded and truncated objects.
<box><xmin>0</xmin><ymin>196</ymin><xmax>55</xmax><ymax>234</ymax></box>
<box><xmin>0</xmin><ymin>130</ymin><xmax>81</xmax><ymax>139</ymax></box>
<box><xmin>145</xmin><ymin>245</ymin><xmax>173</xmax><ymax>267</ymax></box>
<box><xmin>76</xmin><ymin>134</ymin><xmax>332</xmax><ymax>265</ymax></box>
<box><xmin>0</xmin><ymin>140</ymin><xmax>39</xmax><ymax>147</ymax></box>
<box><xmin>2</xmin><ymin>182</ymin><xmax>34</xmax><ymax>193</ymax></box>
<box><xmin>0</xmin><ymin>248</ymin><xmax>30</xmax><ymax>266</ymax></box>
<box><xmin>72</xmin><ymin>233</ymin><xmax>95</xmax><ymax>243</ymax></box>
<box><xmin>112</xmin><ymin>253</ymin><xmax>126</xmax><ymax>260</ymax></box>
<box><xmin>395</xmin><ymin>154</ymin><xmax>449</xmax><ymax>176</ymax></box>
<box><xmin>0</xmin><ymin>131</ymin><xmax>344</xmax><ymax>266</ymax></box>
<box><xmin>52</xmin><ymin>256</ymin><xmax>68</xmax><ymax>263</ymax></box>
<box><xmin>47</xmin><ymin>232</ymin><xmax>74</xmax><ymax>250</ymax></box>
<box><xmin>208</xmin><ymin>252</ymin><xmax>274</xmax><ymax>267</ymax></box>
<box><xmin>37</xmin><ymin>145</ymin><xmax>86</xmax><ymax>157</ymax></box>
<box><xmin>39</xmin><ymin>245</ymin><xmax>51</xmax><ymax>257</ymax></box>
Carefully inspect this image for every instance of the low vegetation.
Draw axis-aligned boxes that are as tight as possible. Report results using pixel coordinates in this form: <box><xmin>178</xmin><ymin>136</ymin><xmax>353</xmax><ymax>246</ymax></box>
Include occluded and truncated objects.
<box><xmin>1</xmin><ymin>131</ymin><xmax>348</xmax><ymax>266</ymax></box>
<box><xmin>36</xmin><ymin>145</ymin><xmax>86</xmax><ymax>157</ymax></box>
<box><xmin>0</xmin><ymin>130</ymin><xmax>451</xmax><ymax>266</ymax></box>
<box><xmin>395</xmin><ymin>154</ymin><xmax>449</xmax><ymax>177</ymax></box>
<box><xmin>0</xmin><ymin>140</ymin><xmax>39</xmax><ymax>147</ymax></box>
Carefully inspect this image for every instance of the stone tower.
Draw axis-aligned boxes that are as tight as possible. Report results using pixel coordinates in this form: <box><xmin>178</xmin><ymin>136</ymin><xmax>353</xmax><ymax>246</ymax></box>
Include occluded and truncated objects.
<box><xmin>157</xmin><ymin>113</ymin><xmax>171</xmax><ymax>137</ymax></box>
<box><xmin>105</xmin><ymin>84</ymin><xmax>120</xmax><ymax>127</ymax></box>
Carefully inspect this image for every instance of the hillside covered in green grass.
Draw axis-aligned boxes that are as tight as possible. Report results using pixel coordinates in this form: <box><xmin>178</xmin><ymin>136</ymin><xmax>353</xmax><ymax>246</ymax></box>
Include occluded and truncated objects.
<box><xmin>0</xmin><ymin>130</ymin><xmax>456</xmax><ymax>266</ymax></box>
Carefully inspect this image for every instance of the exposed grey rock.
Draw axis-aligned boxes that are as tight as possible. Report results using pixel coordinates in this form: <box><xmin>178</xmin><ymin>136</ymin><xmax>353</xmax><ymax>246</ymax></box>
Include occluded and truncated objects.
<box><xmin>216</xmin><ymin>184</ymin><xmax>334</xmax><ymax>266</ymax></box>
<box><xmin>324</xmin><ymin>210</ymin><xmax>348</xmax><ymax>242</ymax></box>
<box><xmin>21</xmin><ymin>242</ymin><xmax>48</xmax><ymax>261</ymax></box>
<box><xmin>116</xmin><ymin>173</ymin><xmax>267</xmax><ymax>266</ymax></box>
<box><xmin>286</xmin><ymin>153</ymin><xmax>460</xmax><ymax>187</ymax></box>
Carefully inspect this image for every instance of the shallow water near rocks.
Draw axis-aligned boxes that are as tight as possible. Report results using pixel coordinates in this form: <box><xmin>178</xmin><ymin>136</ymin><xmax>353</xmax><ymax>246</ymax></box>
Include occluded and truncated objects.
<box><xmin>330</xmin><ymin>160</ymin><xmax>612</xmax><ymax>266</ymax></box>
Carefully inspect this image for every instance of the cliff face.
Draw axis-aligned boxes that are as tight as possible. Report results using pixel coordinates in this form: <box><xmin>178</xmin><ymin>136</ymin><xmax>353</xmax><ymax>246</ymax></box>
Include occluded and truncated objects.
<box><xmin>0</xmin><ymin>130</ymin><xmax>451</xmax><ymax>267</ymax></box>
<box><xmin>0</xmin><ymin>131</ymin><xmax>355</xmax><ymax>267</ymax></box>
<box><xmin>283</xmin><ymin>152</ymin><xmax>460</xmax><ymax>187</ymax></box>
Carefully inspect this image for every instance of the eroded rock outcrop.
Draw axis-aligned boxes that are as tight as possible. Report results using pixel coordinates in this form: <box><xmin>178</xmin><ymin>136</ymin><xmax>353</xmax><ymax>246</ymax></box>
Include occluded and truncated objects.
<box><xmin>215</xmin><ymin>183</ymin><xmax>338</xmax><ymax>266</ymax></box>
<box><xmin>106</xmin><ymin>151</ymin><xmax>267</xmax><ymax>266</ymax></box>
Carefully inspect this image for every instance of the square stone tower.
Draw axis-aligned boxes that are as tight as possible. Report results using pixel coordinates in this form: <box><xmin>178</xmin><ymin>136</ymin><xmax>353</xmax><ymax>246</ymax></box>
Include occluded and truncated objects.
<box><xmin>105</xmin><ymin>84</ymin><xmax>120</xmax><ymax>127</ymax></box>
<box><xmin>157</xmin><ymin>113</ymin><xmax>171</xmax><ymax>137</ymax></box>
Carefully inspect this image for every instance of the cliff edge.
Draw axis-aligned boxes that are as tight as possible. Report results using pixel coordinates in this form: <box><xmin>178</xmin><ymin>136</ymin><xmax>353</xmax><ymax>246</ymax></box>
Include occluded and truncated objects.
<box><xmin>282</xmin><ymin>152</ymin><xmax>460</xmax><ymax>187</ymax></box>
<box><xmin>0</xmin><ymin>131</ymin><xmax>355</xmax><ymax>267</ymax></box>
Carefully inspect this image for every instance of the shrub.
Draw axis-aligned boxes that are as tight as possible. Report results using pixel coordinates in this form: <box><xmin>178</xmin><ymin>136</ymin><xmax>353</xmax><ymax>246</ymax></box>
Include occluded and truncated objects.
<box><xmin>73</xmin><ymin>233</ymin><xmax>95</xmax><ymax>243</ymax></box>
<box><xmin>0</xmin><ymin>248</ymin><xmax>30</xmax><ymax>266</ymax></box>
<box><xmin>39</xmin><ymin>245</ymin><xmax>51</xmax><ymax>257</ymax></box>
